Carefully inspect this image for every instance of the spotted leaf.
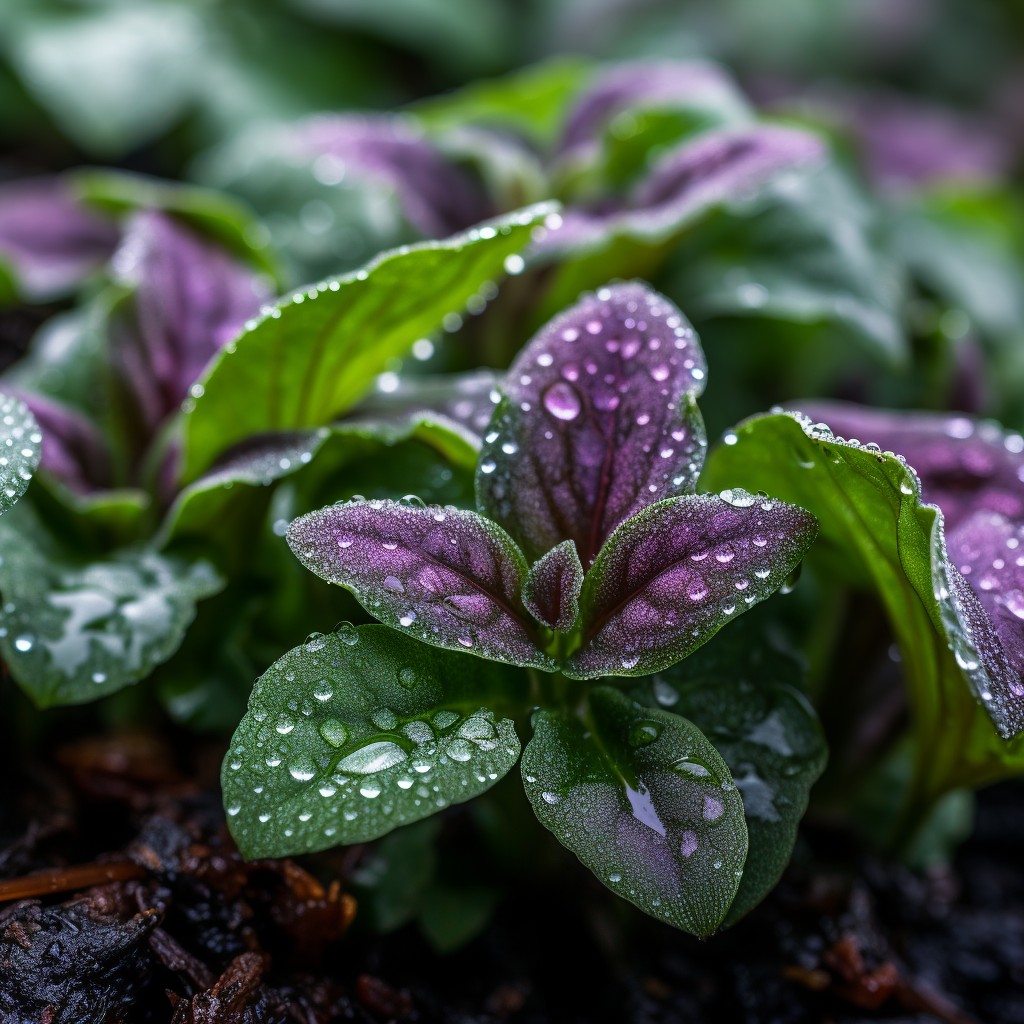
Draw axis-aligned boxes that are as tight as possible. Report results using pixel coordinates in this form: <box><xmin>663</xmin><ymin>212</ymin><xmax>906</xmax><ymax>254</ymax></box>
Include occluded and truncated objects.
<box><xmin>287</xmin><ymin>499</ymin><xmax>552</xmax><ymax>669</ymax></box>
<box><xmin>565</xmin><ymin>493</ymin><xmax>817</xmax><ymax>679</ymax></box>
<box><xmin>223</xmin><ymin>625</ymin><xmax>526</xmax><ymax>858</ymax></box>
<box><xmin>0</xmin><ymin>393</ymin><xmax>42</xmax><ymax>514</ymax></box>
<box><xmin>521</xmin><ymin>686</ymin><xmax>747</xmax><ymax>938</ymax></box>
<box><xmin>522</xmin><ymin>540</ymin><xmax>583</xmax><ymax>632</ymax></box>
<box><xmin>629</xmin><ymin>610</ymin><xmax>827</xmax><ymax>924</ymax></box>
<box><xmin>477</xmin><ymin>282</ymin><xmax>707</xmax><ymax>566</ymax></box>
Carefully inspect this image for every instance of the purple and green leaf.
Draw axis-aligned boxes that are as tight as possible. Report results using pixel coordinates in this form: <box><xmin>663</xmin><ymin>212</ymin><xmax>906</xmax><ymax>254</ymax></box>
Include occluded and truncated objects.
<box><xmin>223</xmin><ymin>625</ymin><xmax>526</xmax><ymax>858</ymax></box>
<box><xmin>565</xmin><ymin>493</ymin><xmax>818</xmax><ymax>679</ymax></box>
<box><xmin>703</xmin><ymin>411</ymin><xmax>1024</xmax><ymax>788</ymax></box>
<box><xmin>522</xmin><ymin>540</ymin><xmax>583</xmax><ymax>632</ymax></box>
<box><xmin>521</xmin><ymin>686</ymin><xmax>747</xmax><ymax>938</ymax></box>
<box><xmin>108</xmin><ymin>211</ymin><xmax>270</xmax><ymax>436</ymax></box>
<box><xmin>287</xmin><ymin>499</ymin><xmax>552</xmax><ymax>669</ymax></box>
<box><xmin>476</xmin><ymin>282</ymin><xmax>708</xmax><ymax>565</ymax></box>
<box><xmin>0</xmin><ymin>177</ymin><xmax>118</xmax><ymax>301</ymax></box>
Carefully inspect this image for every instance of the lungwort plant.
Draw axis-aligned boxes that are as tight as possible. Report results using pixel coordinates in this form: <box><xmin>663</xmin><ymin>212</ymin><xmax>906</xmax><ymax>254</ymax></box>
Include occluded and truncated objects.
<box><xmin>222</xmin><ymin>281</ymin><xmax>826</xmax><ymax>938</ymax></box>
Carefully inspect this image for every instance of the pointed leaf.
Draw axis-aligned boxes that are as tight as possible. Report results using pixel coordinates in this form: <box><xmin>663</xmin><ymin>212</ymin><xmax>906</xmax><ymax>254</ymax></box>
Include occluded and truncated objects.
<box><xmin>702</xmin><ymin>411</ymin><xmax>1024</xmax><ymax>779</ymax></box>
<box><xmin>181</xmin><ymin>204</ymin><xmax>557</xmax><ymax>481</ymax></box>
<box><xmin>521</xmin><ymin>686</ymin><xmax>747</xmax><ymax>938</ymax></box>
<box><xmin>522</xmin><ymin>540</ymin><xmax>583</xmax><ymax>632</ymax></box>
<box><xmin>296</xmin><ymin>115</ymin><xmax>490</xmax><ymax>237</ymax></box>
<box><xmin>0</xmin><ymin>393</ymin><xmax>42</xmax><ymax>515</ymax></box>
<box><xmin>223</xmin><ymin>625</ymin><xmax>526</xmax><ymax>858</ymax></box>
<box><xmin>566</xmin><ymin>493</ymin><xmax>817</xmax><ymax>679</ymax></box>
<box><xmin>477</xmin><ymin>282</ymin><xmax>708</xmax><ymax>565</ymax></box>
<box><xmin>288</xmin><ymin>499</ymin><xmax>552</xmax><ymax>669</ymax></box>
<box><xmin>0</xmin><ymin>503</ymin><xmax>222</xmax><ymax>707</ymax></box>
<box><xmin>108</xmin><ymin>211</ymin><xmax>270</xmax><ymax>433</ymax></box>
<box><xmin>629</xmin><ymin>612</ymin><xmax>826</xmax><ymax>924</ymax></box>
<box><xmin>542</xmin><ymin>126</ymin><xmax>825</xmax><ymax>256</ymax></box>
<box><xmin>0</xmin><ymin>177</ymin><xmax>118</xmax><ymax>301</ymax></box>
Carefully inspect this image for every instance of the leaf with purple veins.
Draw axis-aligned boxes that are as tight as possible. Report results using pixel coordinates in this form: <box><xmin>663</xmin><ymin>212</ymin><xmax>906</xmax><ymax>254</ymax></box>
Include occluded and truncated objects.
<box><xmin>523</xmin><ymin>541</ymin><xmax>584</xmax><ymax>632</ymax></box>
<box><xmin>296</xmin><ymin>115</ymin><xmax>491</xmax><ymax>237</ymax></box>
<box><xmin>565</xmin><ymin>493</ymin><xmax>818</xmax><ymax>679</ymax></box>
<box><xmin>945</xmin><ymin>511</ymin><xmax>1024</xmax><ymax>735</ymax></box>
<box><xmin>543</xmin><ymin>126</ymin><xmax>825</xmax><ymax>254</ymax></box>
<box><xmin>477</xmin><ymin>282</ymin><xmax>707</xmax><ymax>566</ymax></box>
<box><xmin>287</xmin><ymin>500</ymin><xmax>553</xmax><ymax>669</ymax></box>
<box><xmin>109</xmin><ymin>211</ymin><xmax>269</xmax><ymax>434</ymax></box>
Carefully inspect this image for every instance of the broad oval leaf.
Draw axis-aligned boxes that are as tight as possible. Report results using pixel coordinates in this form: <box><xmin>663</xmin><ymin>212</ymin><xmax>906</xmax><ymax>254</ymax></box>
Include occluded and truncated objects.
<box><xmin>702</xmin><ymin>411</ymin><xmax>1024</xmax><ymax>764</ymax></box>
<box><xmin>477</xmin><ymin>282</ymin><xmax>708</xmax><ymax>565</ymax></box>
<box><xmin>287</xmin><ymin>499</ymin><xmax>552</xmax><ymax>669</ymax></box>
<box><xmin>180</xmin><ymin>203</ymin><xmax>557</xmax><ymax>482</ymax></box>
<box><xmin>522</xmin><ymin>540</ymin><xmax>583</xmax><ymax>632</ymax></box>
<box><xmin>0</xmin><ymin>503</ymin><xmax>222</xmax><ymax>707</ymax></box>
<box><xmin>223</xmin><ymin>625</ymin><xmax>526</xmax><ymax>858</ymax></box>
<box><xmin>0</xmin><ymin>393</ymin><xmax>42</xmax><ymax>514</ymax></box>
<box><xmin>521</xmin><ymin>686</ymin><xmax>747</xmax><ymax>938</ymax></box>
<box><xmin>629</xmin><ymin>611</ymin><xmax>826</xmax><ymax>925</ymax></box>
<box><xmin>566</xmin><ymin>493</ymin><xmax>817</xmax><ymax>679</ymax></box>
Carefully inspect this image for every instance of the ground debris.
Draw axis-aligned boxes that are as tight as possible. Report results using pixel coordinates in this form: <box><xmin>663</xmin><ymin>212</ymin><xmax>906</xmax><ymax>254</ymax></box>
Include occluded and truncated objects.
<box><xmin>0</xmin><ymin>897</ymin><xmax>159</xmax><ymax>1023</ymax></box>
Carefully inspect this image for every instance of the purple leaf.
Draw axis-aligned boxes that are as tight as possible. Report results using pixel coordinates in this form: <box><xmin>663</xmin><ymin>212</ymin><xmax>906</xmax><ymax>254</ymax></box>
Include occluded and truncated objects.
<box><xmin>287</xmin><ymin>499</ymin><xmax>554</xmax><ymax>669</ymax></box>
<box><xmin>565</xmin><ymin>493</ymin><xmax>818</xmax><ymax>679</ymax></box>
<box><xmin>796</xmin><ymin>402</ymin><xmax>1024</xmax><ymax>532</ymax></box>
<box><xmin>944</xmin><ymin>511</ymin><xmax>1024</xmax><ymax>735</ymax></box>
<box><xmin>295</xmin><ymin>115</ymin><xmax>491</xmax><ymax>238</ymax></box>
<box><xmin>0</xmin><ymin>177</ymin><xmax>118</xmax><ymax>300</ymax></box>
<box><xmin>12</xmin><ymin>390</ymin><xmax>112</xmax><ymax>495</ymax></box>
<box><xmin>544</xmin><ymin>126</ymin><xmax>826</xmax><ymax>254</ymax></box>
<box><xmin>477</xmin><ymin>282</ymin><xmax>707</xmax><ymax>565</ymax></box>
<box><xmin>522</xmin><ymin>540</ymin><xmax>584</xmax><ymax>632</ymax></box>
<box><xmin>559</xmin><ymin>59</ymin><xmax>747</xmax><ymax>158</ymax></box>
<box><xmin>110</xmin><ymin>211</ymin><xmax>269</xmax><ymax>433</ymax></box>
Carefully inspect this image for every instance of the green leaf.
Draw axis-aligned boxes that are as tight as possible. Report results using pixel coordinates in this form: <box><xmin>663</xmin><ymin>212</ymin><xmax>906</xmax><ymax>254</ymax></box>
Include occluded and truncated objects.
<box><xmin>412</xmin><ymin>57</ymin><xmax>592</xmax><ymax>148</ymax></box>
<box><xmin>0</xmin><ymin>502</ymin><xmax>222</xmax><ymax>707</ymax></box>
<box><xmin>419</xmin><ymin>881</ymin><xmax>501</xmax><ymax>952</ymax></box>
<box><xmin>0</xmin><ymin>392</ymin><xmax>41</xmax><ymax>515</ymax></box>
<box><xmin>521</xmin><ymin>686</ymin><xmax>747</xmax><ymax>938</ymax></box>
<box><xmin>71</xmin><ymin>168</ymin><xmax>281</xmax><ymax>282</ymax></box>
<box><xmin>3</xmin><ymin>3</ymin><xmax>203</xmax><ymax>156</ymax></box>
<box><xmin>180</xmin><ymin>203</ymin><xmax>557</xmax><ymax>482</ymax></box>
<box><xmin>702</xmin><ymin>411</ymin><xmax>1024</xmax><ymax>802</ymax></box>
<box><xmin>628</xmin><ymin>613</ymin><xmax>827</xmax><ymax>924</ymax></box>
<box><xmin>351</xmin><ymin>818</ymin><xmax>441</xmax><ymax>932</ymax></box>
<box><xmin>222</xmin><ymin>625</ymin><xmax>526</xmax><ymax>858</ymax></box>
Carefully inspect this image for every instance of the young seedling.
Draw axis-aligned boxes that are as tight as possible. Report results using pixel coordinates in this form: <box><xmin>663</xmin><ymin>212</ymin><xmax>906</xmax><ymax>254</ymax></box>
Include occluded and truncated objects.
<box><xmin>223</xmin><ymin>282</ymin><xmax>824</xmax><ymax>937</ymax></box>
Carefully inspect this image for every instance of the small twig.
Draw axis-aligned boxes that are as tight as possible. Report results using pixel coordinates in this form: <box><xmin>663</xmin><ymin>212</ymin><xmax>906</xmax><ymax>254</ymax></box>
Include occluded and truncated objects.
<box><xmin>0</xmin><ymin>859</ymin><xmax>145</xmax><ymax>903</ymax></box>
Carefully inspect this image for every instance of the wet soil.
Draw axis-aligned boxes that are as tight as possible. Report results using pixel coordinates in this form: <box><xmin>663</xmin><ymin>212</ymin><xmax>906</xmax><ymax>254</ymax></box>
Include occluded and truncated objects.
<box><xmin>0</xmin><ymin>716</ymin><xmax>1021</xmax><ymax>1024</ymax></box>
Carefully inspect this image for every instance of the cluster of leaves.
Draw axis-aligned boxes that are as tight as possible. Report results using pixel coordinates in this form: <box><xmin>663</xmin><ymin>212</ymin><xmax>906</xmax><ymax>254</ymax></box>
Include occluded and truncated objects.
<box><xmin>2</xmin><ymin>51</ymin><xmax>1024</xmax><ymax>942</ymax></box>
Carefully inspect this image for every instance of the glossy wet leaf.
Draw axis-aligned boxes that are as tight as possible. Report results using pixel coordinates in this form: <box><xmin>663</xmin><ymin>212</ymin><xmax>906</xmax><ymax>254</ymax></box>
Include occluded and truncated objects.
<box><xmin>0</xmin><ymin>503</ymin><xmax>222</xmax><ymax>707</ymax></box>
<box><xmin>521</xmin><ymin>686</ymin><xmax>747</xmax><ymax>938</ymax></box>
<box><xmin>0</xmin><ymin>393</ymin><xmax>42</xmax><ymax>514</ymax></box>
<box><xmin>702</xmin><ymin>411</ymin><xmax>1024</xmax><ymax>779</ymax></box>
<box><xmin>223</xmin><ymin>625</ymin><xmax>525</xmax><ymax>857</ymax></box>
<box><xmin>164</xmin><ymin>414</ymin><xmax>477</xmax><ymax>551</ymax></box>
<box><xmin>477</xmin><ymin>282</ymin><xmax>707</xmax><ymax>565</ymax></box>
<box><xmin>522</xmin><ymin>540</ymin><xmax>583</xmax><ymax>632</ymax></box>
<box><xmin>566</xmin><ymin>493</ymin><xmax>817</xmax><ymax>679</ymax></box>
<box><xmin>288</xmin><ymin>499</ymin><xmax>551</xmax><ymax>669</ymax></box>
<box><xmin>629</xmin><ymin>614</ymin><xmax>827</xmax><ymax>924</ymax></box>
<box><xmin>181</xmin><ymin>204</ymin><xmax>556</xmax><ymax>481</ymax></box>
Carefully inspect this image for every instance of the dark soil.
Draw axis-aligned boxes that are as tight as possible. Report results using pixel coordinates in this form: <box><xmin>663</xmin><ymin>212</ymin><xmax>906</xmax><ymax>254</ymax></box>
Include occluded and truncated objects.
<box><xmin>0</xmin><ymin>714</ymin><xmax>1021</xmax><ymax>1024</ymax></box>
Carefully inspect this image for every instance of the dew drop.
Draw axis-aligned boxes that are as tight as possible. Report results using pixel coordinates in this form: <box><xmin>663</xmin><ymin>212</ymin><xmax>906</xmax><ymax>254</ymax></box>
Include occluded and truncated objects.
<box><xmin>542</xmin><ymin>381</ymin><xmax>582</xmax><ymax>422</ymax></box>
